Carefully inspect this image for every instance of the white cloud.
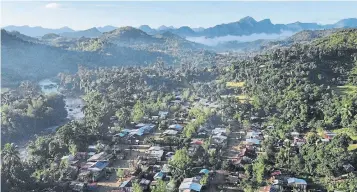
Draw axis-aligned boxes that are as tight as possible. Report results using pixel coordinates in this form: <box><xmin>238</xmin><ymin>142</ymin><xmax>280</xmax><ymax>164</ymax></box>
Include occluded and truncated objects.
<box><xmin>45</xmin><ymin>3</ymin><xmax>61</xmax><ymax>9</ymax></box>
<box><xmin>186</xmin><ymin>30</ymin><xmax>296</xmax><ymax>46</ymax></box>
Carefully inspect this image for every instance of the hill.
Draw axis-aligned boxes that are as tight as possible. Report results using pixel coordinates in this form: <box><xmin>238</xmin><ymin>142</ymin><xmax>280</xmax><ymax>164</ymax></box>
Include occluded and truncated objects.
<box><xmin>1</xmin><ymin>29</ymin><xmax>225</xmax><ymax>87</ymax></box>
<box><xmin>2</xmin><ymin>25</ymin><xmax>74</xmax><ymax>37</ymax></box>
<box><xmin>60</xmin><ymin>27</ymin><xmax>102</xmax><ymax>38</ymax></box>
<box><xmin>1</xmin><ymin>29</ymin><xmax>176</xmax><ymax>86</ymax></box>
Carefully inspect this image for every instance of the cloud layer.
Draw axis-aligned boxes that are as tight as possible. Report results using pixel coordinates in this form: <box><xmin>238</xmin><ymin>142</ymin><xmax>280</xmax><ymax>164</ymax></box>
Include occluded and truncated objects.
<box><xmin>45</xmin><ymin>3</ymin><xmax>61</xmax><ymax>9</ymax></box>
<box><xmin>186</xmin><ymin>31</ymin><xmax>296</xmax><ymax>46</ymax></box>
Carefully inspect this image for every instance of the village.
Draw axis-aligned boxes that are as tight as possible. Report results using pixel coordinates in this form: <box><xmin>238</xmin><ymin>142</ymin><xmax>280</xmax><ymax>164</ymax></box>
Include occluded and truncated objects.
<box><xmin>52</xmin><ymin>87</ymin><xmax>342</xmax><ymax>192</ymax></box>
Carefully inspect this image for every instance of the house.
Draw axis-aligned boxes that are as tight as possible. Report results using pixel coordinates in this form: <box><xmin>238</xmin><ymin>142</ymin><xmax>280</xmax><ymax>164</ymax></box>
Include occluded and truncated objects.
<box><xmin>154</xmin><ymin>171</ymin><xmax>165</xmax><ymax>180</ymax></box>
<box><xmin>61</xmin><ymin>155</ymin><xmax>79</xmax><ymax>166</ymax></box>
<box><xmin>161</xmin><ymin>164</ymin><xmax>172</xmax><ymax>174</ymax></box>
<box><xmin>245</xmin><ymin>138</ymin><xmax>261</xmax><ymax>145</ymax></box>
<box><xmin>211</xmin><ymin>134</ymin><xmax>228</xmax><ymax>147</ymax></box>
<box><xmin>191</xmin><ymin>139</ymin><xmax>204</xmax><ymax>145</ymax></box>
<box><xmin>293</xmin><ymin>137</ymin><xmax>306</xmax><ymax>146</ymax></box>
<box><xmin>87</xmin><ymin>152</ymin><xmax>114</xmax><ymax>163</ymax></box>
<box><xmin>188</xmin><ymin>144</ymin><xmax>201</xmax><ymax>157</ymax></box>
<box><xmin>69</xmin><ymin>181</ymin><xmax>87</xmax><ymax>192</ymax></box>
<box><xmin>136</xmin><ymin>123</ymin><xmax>147</xmax><ymax>128</ymax></box>
<box><xmin>75</xmin><ymin>152</ymin><xmax>89</xmax><ymax>160</ymax></box>
<box><xmin>169</xmin><ymin>124</ymin><xmax>184</xmax><ymax>131</ymax></box>
<box><xmin>290</xmin><ymin>131</ymin><xmax>300</xmax><ymax>137</ymax></box>
<box><xmin>343</xmin><ymin>164</ymin><xmax>355</xmax><ymax>172</ymax></box>
<box><xmin>159</xmin><ymin>111</ymin><xmax>169</xmax><ymax>119</ymax></box>
<box><xmin>259</xmin><ymin>185</ymin><xmax>280</xmax><ymax>192</ymax></box>
<box><xmin>323</xmin><ymin>130</ymin><xmax>337</xmax><ymax>140</ymax></box>
<box><xmin>146</xmin><ymin>147</ymin><xmax>164</xmax><ymax>162</ymax></box>
<box><xmin>163</xmin><ymin>129</ymin><xmax>178</xmax><ymax>136</ymax></box>
<box><xmin>88</xmin><ymin>161</ymin><xmax>109</xmax><ymax>172</ymax></box>
<box><xmin>270</xmin><ymin>170</ymin><xmax>282</xmax><ymax>177</ymax></box>
<box><xmin>212</xmin><ymin>128</ymin><xmax>227</xmax><ymax>135</ymax></box>
<box><xmin>179</xmin><ymin>178</ymin><xmax>202</xmax><ymax>192</ymax></box>
<box><xmin>119</xmin><ymin>180</ymin><xmax>133</xmax><ymax>192</ymax></box>
<box><xmin>287</xmin><ymin>177</ymin><xmax>307</xmax><ymax>191</ymax></box>
<box><xmin>199</xmin><ymin>169</ymin><xmax>209</xmax><ymax>175</ymax></box>
<box><xmin>139</xmin><ymin>178</ymin><xmax>151</xmax><ymax>191</ymax></box>
<box><xmin>246</xmin><ymin>131</ymin><xmax>262</xmax><ymax>139</ymax></box>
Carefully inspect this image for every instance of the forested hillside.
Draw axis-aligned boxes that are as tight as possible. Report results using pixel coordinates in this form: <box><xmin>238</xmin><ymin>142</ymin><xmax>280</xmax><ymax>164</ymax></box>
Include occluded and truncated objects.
<box><xmin>221</xmin><ymin>29</ymin><xmax>357</xmax><ymax>190</ymax></box>
<box><xmin>1</xmin><ymin>28</ymin><xmax>228</xmax><ymax>87</ymax></box>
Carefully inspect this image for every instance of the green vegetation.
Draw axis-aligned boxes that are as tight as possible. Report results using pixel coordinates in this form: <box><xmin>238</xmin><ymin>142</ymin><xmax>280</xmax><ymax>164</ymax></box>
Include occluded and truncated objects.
<box><xmin>1</xmin><ymin>84</ymin><xmax>67</xmax><ymax>143</ymax></box>
<box><xmin>314</xmin><ymin>29</ymin><xmax>357</xmax><ymax>49</ymax></box>
<box><xmin>332</xmin><ymin>85</ymin><xmax>357</xmax><ymax>95</ymax></box>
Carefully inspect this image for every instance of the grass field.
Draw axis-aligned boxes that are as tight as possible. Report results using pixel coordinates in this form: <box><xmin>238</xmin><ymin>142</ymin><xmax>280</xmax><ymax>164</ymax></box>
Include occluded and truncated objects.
<box><xmin>226</xmin><ymin>81</ymin><xmax>245</xmax><ymax>88</ymax></box>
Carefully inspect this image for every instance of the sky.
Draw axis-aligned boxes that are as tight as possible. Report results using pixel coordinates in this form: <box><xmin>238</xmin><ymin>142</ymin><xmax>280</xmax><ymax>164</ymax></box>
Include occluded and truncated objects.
<box><xmin>1</xmin><ymin>1</ymin><xmax>357</xmax><ymax>30</ymax></box>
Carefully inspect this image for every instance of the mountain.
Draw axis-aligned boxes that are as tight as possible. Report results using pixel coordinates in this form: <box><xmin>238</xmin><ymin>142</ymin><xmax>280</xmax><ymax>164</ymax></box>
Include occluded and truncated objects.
<box><xmin>173</xmin><ymin>26</ymin><xmax>196</xmax><ymax>36</ymax></box>
<box><xmin>101</xmin><ymin>26</ymin><xmax>154</xmax><ymax>44</ymax></box>
<box><xmin>1</xmin><ymin>28</ymin><xmax>212</xmax><ymax>86</ymax></box>
<box><xmin>158</xmin><ymin>25</ymin><xmax>175</xmax><ymax>31</ymax></box>
<box><xmin>60</xmin><ymin>27</ymin><xmax>102</xmax><ymax>38</ymax></box>
<box><xmin>4</xmin><ymin>17</ymin><xmax>357</xmax><ymax>39</ymax></box>
<box><xmin>2</xmin><ymin>25</ymin><xmax>74</xmax><ymax>37</ymax></box>
<box><xmin>7</xmin><ymin>31</ymin><xmax>41</xmax><ymax>43</ymax></box>
<box><xmin>97</xmin><ymin>25</ymin><xmax>117</xmax><ymax>33</ymax></box>
<box><xmin>138</xmin><ymin>25</ymin><xmax>156</xmax><ymax>35</ymax></box>
<box><xmin>1</xmin><ymin>29</ymin><xmax>176</xmax><ymax>86</ymax></box>
<box><xmin>192</xmin><ymin>27</ymin><xmax>205</xmax><ymax>32</ymax></box>
<box><xmin>215</xmin><ymin>28</ymin><xmax>348</xmax><ymax>52</ymax></box>
<box><xmin>202</xmin><ymin>17</ymin><xmax>282</xmax><ymax>38</ymax></box>
<box><xmin>329</xmin><ymin>18</ymin><xmax>357</xmax><ymax>28</ymax></box>
<box><xmin>199</xmin><ymin>17</ymin><xmax>357</xmax><ymax>38</ymax></box>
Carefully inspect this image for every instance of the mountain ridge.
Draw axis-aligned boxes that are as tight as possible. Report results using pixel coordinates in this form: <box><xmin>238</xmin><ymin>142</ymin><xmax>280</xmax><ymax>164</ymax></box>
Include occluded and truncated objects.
<box><xmin>4</xmin><ymin>17</ymin><xmax>357</xmax><ymax>38</ymax></box>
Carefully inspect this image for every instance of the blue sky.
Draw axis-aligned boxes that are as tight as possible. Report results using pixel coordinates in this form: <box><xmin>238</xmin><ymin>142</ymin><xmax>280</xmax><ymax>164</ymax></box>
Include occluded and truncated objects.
<box><xmin>1</xmin><ymin>1</ymin><xmax>357</xmax><ymax>30</ymax></box>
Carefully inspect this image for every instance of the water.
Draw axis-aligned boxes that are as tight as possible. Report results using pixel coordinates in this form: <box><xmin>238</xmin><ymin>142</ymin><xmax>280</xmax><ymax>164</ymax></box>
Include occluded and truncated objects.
<box><xmin>39</xmin><ymin>79</ymin><xmax>60</xmax><ymax>94</ymax></box>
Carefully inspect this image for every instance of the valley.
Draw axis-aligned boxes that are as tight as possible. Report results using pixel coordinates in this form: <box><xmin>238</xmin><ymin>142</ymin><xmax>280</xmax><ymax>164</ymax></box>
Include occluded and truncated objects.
<box><xmin>2</xmin><ymin>8</ymin><xmax>357</xmax><ymax>192</ymax></box>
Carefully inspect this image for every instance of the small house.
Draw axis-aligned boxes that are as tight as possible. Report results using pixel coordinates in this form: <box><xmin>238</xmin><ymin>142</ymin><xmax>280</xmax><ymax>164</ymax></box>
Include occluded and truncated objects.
<box><xmin>179</xmin><ymin>178</ymin><xmax>202</xmax><ymax>192</ymax></box>
<box><xmin>212</xmin><ymin>128</ymin><xmax>227</xmax><ymax>136</ymax></box>
<box><xmin>159</xmin><ymin>111</ymin><xmax>169</xmax><ymax>119</ymax></box>
<box><xmin>163</xmin><ymin>129</ymin><xmax>178</xmax><ymax>136</ymax></box>
<box><xmin>169</xmin><ymin>124</ymin><xmax>184</xmax><ymax>131</ymax></box>
<box><xmin>287</xmin><ymin>177</ymin><xmax>307</xmax><ymax>191</ymax></box>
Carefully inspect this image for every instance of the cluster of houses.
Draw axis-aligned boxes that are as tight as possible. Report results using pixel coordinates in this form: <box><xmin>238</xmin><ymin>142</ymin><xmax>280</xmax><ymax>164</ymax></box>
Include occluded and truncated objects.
<box><xmin>63</xmin><ymin>149</ymin><xmax>115</xmax><ymax>191</ymax></box>
<box><xmin>57</xmin><ymin>91</ymin><xmax>329</xmax><ymax>192</ymax></box>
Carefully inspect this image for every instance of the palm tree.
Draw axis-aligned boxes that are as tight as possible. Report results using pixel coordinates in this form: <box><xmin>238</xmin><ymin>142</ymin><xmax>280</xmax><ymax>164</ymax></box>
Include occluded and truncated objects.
<box><xmin>1</xmin><ymin>143</ymin><xmax>20</xmax><ymax>165</ymax></box>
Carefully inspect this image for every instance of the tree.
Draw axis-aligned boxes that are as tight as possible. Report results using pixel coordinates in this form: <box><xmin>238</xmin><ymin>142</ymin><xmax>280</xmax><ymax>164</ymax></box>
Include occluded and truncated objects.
<box><xmin>169</xmin><ymin>148</ymin><xmax>192</xmax><ymax>170</ymax></box>
<box><xmin>132</xmin><ymin>100</ymin><xmax>145</xmax><ymax>122</ymax></box>
<box><xmin>1</xmin><ymin>143</ymin><xmax>32</xmax><ymax>192</ymax></box>
<box><xmin>69</xmin><ymin>143</ymin><xmax>78</xmax><ymax>156</ymax></box>
<box><xmin>132</xmin><ymin>182</ymin><xmax>143</xmax><ymax>192</ymax></box>
<box><xmin>252</xmin><ymin>155</ymin><xmax>267</xmax><ymax>184</ymax></box>
<box><xmin>115</xmin><ymin>107</ymin><xmax>130</xmax><ymax>127</ymax></box>
<box><xmin>151</xmin><ymin>179</ymin><xmax>167</xmax><ymax>192</ymax></box>
<box><xmin>200</xmin><ymin>174</ymin><xmax>209</xmax><ymax>186</ymax></box>
<box><xmin>116</xmin><ymin>168</ymin><xmax>125</xmax><ymax>180</ymax></box>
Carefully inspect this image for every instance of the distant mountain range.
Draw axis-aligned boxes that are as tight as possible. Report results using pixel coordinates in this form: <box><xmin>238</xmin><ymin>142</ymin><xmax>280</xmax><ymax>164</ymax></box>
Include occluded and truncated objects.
<box><xmin>199</xmin><ymin>17</ymin><xmax>357</xmax><ymax>38</ymax></box>
<box><xmin>4</xmin><ymin>17</ymin><xmax>357</xmax><ymax>38</ymax></box>
<box><xmin>1</xmin><ymin>27</ymin><xmax>213</xmax><ymax>86</ymax></box>
<box><xmin>2</xmin><ymin>25</ymin><xmax>75</xmax><ymax>37</ymax></box>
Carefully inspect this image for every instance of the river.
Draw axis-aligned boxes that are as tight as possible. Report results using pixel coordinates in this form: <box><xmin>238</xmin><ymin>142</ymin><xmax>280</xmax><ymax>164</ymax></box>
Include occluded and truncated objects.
<box><xmin>18</xmin><ymin>79</ymin><xmax>85</xmax><ymax>160</ymax></box>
